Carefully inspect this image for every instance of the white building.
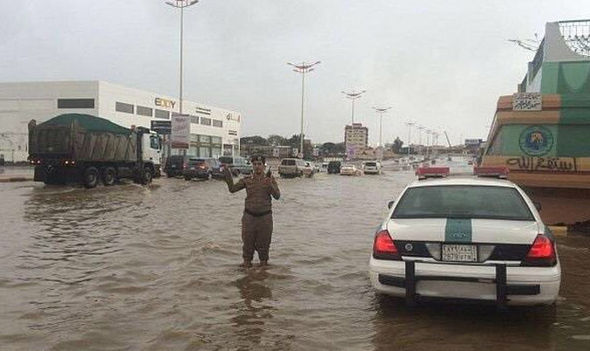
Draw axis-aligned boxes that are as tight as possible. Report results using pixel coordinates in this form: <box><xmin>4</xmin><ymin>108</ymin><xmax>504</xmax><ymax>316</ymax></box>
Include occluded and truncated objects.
<box><xmin>0</xmin><ymin>81</ymin><xmax>242</xmax><ymax>162</ymax></box>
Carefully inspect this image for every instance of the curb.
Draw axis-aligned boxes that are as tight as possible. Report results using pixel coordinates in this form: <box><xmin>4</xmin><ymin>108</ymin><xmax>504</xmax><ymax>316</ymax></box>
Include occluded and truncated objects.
<box><xmin>548</xmin><ymin>226</ymin><xmax>568</xmax><ymax>237</ymax></box>
<box><xmin>0</xmin><ymin>177</ymin><xmax>33</xmax><ymax>183</ymax></box>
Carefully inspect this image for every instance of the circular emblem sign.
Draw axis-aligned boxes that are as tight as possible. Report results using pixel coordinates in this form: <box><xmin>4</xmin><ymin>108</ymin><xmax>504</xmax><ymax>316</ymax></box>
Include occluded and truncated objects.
<box><xmin>519</xmin><ymin>126</ymin><xmax>554</xmax><ymax>156</ymax></box>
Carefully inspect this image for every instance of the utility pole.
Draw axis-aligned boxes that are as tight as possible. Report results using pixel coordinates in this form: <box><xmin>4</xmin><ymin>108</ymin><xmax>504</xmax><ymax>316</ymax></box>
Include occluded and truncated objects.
<box><xmin>372</xmin><ymin>106</ymin><xmax>391</xmax><ymax>147</ymax></box>
<box><xmin>288</xmin><ymin>61</ymin><xmax>321</xmax><ymax>157</ymax></box>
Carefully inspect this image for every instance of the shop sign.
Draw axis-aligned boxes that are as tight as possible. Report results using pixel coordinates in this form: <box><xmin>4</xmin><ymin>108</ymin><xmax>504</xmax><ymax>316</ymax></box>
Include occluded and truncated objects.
<box><xmin>154</xmin><ymin>97</ymin><xmax>176</xmax><ymax>109</ymax></box>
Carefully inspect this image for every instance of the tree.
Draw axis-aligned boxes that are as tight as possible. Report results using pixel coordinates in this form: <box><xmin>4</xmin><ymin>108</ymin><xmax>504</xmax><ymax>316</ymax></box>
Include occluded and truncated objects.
<box><xmin>392</xmin><ymin>137</ymin><xmax>404</xmax><ymax>153</ymax></box>
<box><xmin>267</xmin><ymin>134</ymin><xmax>287</xmax><ymax>146</ymax></box>
<box><xmin>240</xmin><ymin>135</ymin><xmax>269</xmax><ymax>146</ymax></box>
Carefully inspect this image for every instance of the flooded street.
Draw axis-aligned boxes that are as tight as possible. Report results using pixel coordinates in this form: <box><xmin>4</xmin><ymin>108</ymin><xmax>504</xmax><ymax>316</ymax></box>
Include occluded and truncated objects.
<box><xmin>1</xmin><ymin>168</ymin><xmax>590</xmax><ymax>351</ymax></box>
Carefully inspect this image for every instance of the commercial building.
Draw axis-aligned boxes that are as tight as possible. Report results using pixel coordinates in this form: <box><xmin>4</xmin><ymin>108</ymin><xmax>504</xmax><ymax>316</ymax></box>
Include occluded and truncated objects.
<box><xmin>344</xmin><ymin>123</ymin><xmax>368</xmax><ymax>148</ymax></box>
<box><xmin>0</xmin><ymin>81</ymin><xmax>242</xmax><ymax>162</ymax></box>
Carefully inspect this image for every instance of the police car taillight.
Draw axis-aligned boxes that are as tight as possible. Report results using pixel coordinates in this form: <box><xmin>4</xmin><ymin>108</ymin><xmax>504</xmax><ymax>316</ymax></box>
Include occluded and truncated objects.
<box><xmin>473</xmin><ymin>166</ymin><xmax>509</xmax><ymax>178</ymax></box>
<box><xmin>373</xmin><ymin>230</ymin><xmax>401</xmax><ymax>260</ymax></box>
<box><xmin>415</xmin><ymin>166</ymin><xmax>450</xmax><ymax>180</ymax></box>
<box><xmin>522</xmin><ymin>234</ymin><xmax>557</xmax><ymax>267</ymax></box>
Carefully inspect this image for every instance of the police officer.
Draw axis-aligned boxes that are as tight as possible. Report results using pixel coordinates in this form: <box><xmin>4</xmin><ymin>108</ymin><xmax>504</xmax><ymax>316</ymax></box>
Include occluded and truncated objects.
<box><xmin>224</xmin><ymin>155</ymin><xmax>280</xmax><ymax>268</ymax></box>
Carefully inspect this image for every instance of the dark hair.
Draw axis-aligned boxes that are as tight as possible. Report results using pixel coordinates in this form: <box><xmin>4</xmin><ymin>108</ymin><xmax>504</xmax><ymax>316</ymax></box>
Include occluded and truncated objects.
<box><xmin>250</xmin><ymin>155</ymin><xmax>265</xmax><ymax>163</ymax></box>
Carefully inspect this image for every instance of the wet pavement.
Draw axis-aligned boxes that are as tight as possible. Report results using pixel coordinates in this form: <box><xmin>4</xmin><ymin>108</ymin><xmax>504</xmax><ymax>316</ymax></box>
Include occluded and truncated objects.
<box><xmin>0</xmin><ymin>164</ymin><xmax>589</xmax><ymax>350</ymax></box>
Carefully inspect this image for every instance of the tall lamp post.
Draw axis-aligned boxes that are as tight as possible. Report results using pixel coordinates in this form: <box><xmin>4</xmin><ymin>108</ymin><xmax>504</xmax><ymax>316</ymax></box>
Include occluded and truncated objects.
<box><xmin>342</xmin><ymin>90</ymin><xmax>367</xmax><ymax>125</ymax></box>
<box><xmin>165</xmin><ymin>0</ymin><xmax>199</xmax><ymax>115</ymax></box>
<box><xmin>288</xmin><ymin>61</ymin><xmax>321</xmax><ymax>157</ymax></box>
<box><xmin>165</xmin><ymin>0</ymin><xmax>198</xmax><ymax>158</ymax></box>
<box><xmin>405</xmin><ymin>122</ymin><xmax>415</xmax><ymax>156</ymax></box>
<box><xmin>372</xmin><ymin>106</ymin><xmax>392</xmax><ymax>147</ymax></box>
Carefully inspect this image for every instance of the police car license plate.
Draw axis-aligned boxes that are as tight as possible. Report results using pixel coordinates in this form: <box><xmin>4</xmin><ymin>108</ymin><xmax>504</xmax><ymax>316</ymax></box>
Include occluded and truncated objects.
<box><xmin>442</xmin><ymin>244</ymin><xmax>478</xmax><ymax>262</ymax></box>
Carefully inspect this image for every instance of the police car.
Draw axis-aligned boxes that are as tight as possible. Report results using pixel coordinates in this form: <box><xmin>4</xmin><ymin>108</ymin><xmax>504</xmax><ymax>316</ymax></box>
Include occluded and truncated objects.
<box><xmin>369</xmin><ymin>166</ymin><xmax>561</xmax><ymax>306</ymax></box>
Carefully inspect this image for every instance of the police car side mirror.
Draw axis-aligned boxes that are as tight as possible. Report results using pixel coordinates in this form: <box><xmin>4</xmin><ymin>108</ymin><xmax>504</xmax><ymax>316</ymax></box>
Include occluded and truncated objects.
<box><xmin>387</xmin><ymin>200</ymin><xmax>395</xmax><ymax>209</ymax></box>
<box><xmin>533</xmin><ymin>201</ymin><xmax>542</xmax><ymax>211</ymax></box>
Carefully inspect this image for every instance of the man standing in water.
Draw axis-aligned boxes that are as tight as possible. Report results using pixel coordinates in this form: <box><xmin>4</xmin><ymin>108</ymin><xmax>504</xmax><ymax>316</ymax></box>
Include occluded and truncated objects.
<box><xmin>224</xmin><ymin>155</ymin><xmax>280</xmax><ymax>268</ymax></box>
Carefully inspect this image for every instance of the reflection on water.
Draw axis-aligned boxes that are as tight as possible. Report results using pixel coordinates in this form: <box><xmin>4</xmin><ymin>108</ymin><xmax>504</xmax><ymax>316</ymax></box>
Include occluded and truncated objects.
<box><xmin>232</xmin><ymin>269</ymin><xmax>274</xmax><ymax>349</ymax></box>
<box><xmin>0</xmin><ymin>164</ymin><xmax>589</xmax><ymax>350</ymax></box>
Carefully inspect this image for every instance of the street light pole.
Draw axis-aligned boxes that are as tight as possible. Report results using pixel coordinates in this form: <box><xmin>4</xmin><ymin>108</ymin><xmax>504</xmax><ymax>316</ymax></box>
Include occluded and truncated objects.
<box><xmin>166</xmin><ymin>0</ymin><xmax>199</xmax><ymax>114</ymax></box>
<box><xmin>372</xmin><ymin>106</ymin><xmax>392</xmax><ymax>147</ymax></box>
<box><xmin>165</xmin><ymin>0</ymin><xmax>198</xmax><ymax>158</ymax></box>
<box><xmin>288</xmin><ymin>61</ymin><xmax>321</xmax><ymax>157</ymax></box>
<box><xmin>405</xmin><ymin>121</ymin><xmax>415</xmax><ymax>156</ymax></box>
<box><xmin>342</xmin><ymin>90</ymin><xmax>367</xmax><ymax>125</ymax></box>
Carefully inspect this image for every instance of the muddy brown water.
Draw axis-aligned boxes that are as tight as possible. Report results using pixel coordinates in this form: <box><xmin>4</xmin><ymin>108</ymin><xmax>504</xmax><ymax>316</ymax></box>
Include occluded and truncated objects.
<box><xmin>1</xmin><ymin>166</ymin><xmax>589</xmax><ymax>350</ymax></box>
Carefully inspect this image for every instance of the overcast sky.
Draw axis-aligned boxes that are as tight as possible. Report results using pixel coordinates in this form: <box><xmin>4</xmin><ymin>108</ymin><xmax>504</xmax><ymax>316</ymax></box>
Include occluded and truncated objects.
<box><xmin>1</xmin><ymin>0</ymin><xmax>589</xmax><ymax>145</ymax></box>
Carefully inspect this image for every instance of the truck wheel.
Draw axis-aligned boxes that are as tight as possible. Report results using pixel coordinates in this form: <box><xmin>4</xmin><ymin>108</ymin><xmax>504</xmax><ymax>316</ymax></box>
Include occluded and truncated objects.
<box><xmin>83</xmin><ymin>167</ymin><xmax>99</xmax><ymax>188</ymax></box>
<box><xmin>142</xmin><ymin>167</ymin><xmax>153</xmax><ymax>185</ymax></box>
<box><xmin>102</xmin><ymin>167</ymin><xmax>116</xmax><ymax>186</ymax></box>
<box><xmin>184</xmin><ymin>175</ymin><xmax>191</xmax><ymax>181</ymax></box>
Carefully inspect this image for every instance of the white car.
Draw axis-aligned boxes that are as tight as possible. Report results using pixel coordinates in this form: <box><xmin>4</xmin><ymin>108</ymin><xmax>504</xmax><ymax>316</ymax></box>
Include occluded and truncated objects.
<box><xmin>369</xmin><ymin>167</ymin><xmax>561</xmax><ymax>306</ymax></box>
<box><xmin>340</xmin><ymin>164</ymin><xmax>363</xmax><ymax>176</ymax></box>
<box><xmin>363</xmin><ymin>161</ymin><xmax>382</xmax><ymax>175</ymax></box>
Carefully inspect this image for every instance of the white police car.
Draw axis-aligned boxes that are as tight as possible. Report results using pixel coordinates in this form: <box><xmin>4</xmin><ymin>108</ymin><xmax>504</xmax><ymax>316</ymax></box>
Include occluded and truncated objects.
<box><xmin>369</xmin><ymin>167</ymin><xmax>561</xmax><ymax>306</ymax></box>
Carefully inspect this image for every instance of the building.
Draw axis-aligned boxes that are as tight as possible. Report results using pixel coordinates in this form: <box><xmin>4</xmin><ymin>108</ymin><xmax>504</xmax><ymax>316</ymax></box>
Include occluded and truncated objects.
<box><xmin>344</xmin><ymin>123</ymin><xmax>368</xmax><ymax>148</ymax></box>
<box><xmin>0</xmin><ymin>81</ymin><xmax>242</xmax><ymax>162</ymax></box>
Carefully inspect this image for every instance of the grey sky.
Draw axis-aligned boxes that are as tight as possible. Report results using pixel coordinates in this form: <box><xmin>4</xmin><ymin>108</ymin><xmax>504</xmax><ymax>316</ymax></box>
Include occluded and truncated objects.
<box><xmin>1</xmin><ymin>0</ymin><xmax>588</xmax><ymax>145</ymax></box>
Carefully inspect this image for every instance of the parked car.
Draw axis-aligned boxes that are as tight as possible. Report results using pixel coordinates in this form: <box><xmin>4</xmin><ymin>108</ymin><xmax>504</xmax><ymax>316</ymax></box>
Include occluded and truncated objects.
<box><xmin>340</xmin><ymin>164</ymin><xmax>363</xmax><ymax>176</ymax></box>
<box><xmin>327</xmin><ymin>161</ymin><xmax>341</xmax><ymax>174</ymax></box>
<box><xmin>363</xmin><ymin>161</ymin><xmax>382</xmax><ymax>175</ymax></box>
<box><xmin>218</xmin><ymin>156</ymin><xmax>253</xmax><ymax>176</ymax></box>
<box><xmin>209</xmin><ymin>158</ymin><xmax>226</xmax><ymax>179</ymax></box>
<box><xmin>183</xmin><ymin>158</ymin><xmax>214</xmax><ymax>180</ymax></box>
<box><xmin>165</xmin><ymin>155</ymin><xmax>192</xmax><ymax>177</ymax></box>
<box><xmin>369</xmin><ymin>167</ymin><xmax>561</xmax><ymax>306</ymax></box>
<box><xmin>278</xmin><ymin>158</ymin><xmax>314</xmax><ymax>178</ymax></box>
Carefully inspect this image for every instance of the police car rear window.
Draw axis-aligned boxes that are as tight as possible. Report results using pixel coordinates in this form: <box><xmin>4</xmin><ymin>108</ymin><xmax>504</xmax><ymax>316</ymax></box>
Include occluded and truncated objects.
<box><xmin>392</xmin><ymin>185</ymin><xmax>535</xmax><ymax>221</ymax></box>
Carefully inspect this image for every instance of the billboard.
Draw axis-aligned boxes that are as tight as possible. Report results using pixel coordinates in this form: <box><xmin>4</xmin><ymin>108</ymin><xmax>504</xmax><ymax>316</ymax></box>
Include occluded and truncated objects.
<box><xmin>171</xmin><ymin>114</ymin><xmax>190</xmax><ymax>149</ymax></box>
<box><xmin>150</xmin><ymin>120</ymin><xmax>171</xmax><ymax>135</ymax></box>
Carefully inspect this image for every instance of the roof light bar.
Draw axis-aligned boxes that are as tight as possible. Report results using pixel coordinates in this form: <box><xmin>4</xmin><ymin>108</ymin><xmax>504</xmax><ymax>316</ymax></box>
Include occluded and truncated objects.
<box><xmin>473</xmin><ymin>166</ymin><xmax>509</xmax><ymax>178</ymax></box>
<box><xmin>415</xmin><ymin>166</ymin><xmax>450</xmax><ymax>180</ymax></box>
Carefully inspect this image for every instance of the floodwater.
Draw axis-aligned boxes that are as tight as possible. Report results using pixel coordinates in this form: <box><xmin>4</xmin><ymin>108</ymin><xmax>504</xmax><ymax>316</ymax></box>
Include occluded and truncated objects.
<box><xmin>1</xmin><ymin>163</ymin><xmax>589</xmax><ymax>351</ymax></box>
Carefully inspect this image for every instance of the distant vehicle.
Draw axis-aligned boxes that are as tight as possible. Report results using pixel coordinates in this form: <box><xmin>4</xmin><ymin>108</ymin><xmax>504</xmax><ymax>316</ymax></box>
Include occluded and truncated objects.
<box><xmin>165</xmin><ymin>155</ymin><xmax>192</xmax><ymax>177</ymax></box>
<box><xmin>218</xmin><ymin>156</ymin><xmax>252</xmax><ymax>176</ymax></box>
<box><xmin>321</xmin><ymin>162</ymin><xmax>329</xmax><ymax>172</ymax></box>
<box><xmin>311</xmin><ymin>162</ymin><xmax>321</xmax><ymax>173</ymax></box>
<box><xmin>340</xmin><ymin>164</ymin><xmax>363</xmax><ymax>176</ymax></box>
<box><xmin>327</xmin><ymin>161</ymin><xmax>341</xmax><ymax>174</ymax></box>
<box><xmin>0</xmin><ymin>154</ymin><xmax>4</xmax><ymax>166</ymax></box>
<box><xmin>369</xmin><ymin>167</ymin><xmax>561</xmax><ymax>306</ymax></box>
<box><xmin>183</xmin><ymin>158</ymin><xmax>217</xmax><ymax>180</ymax></box>
<box><xmin>278</xmin><ymin>158</ymin><xmax>314</xmax><ymax>178</ymax></box>
<box><xmin>363</xmin><ymin>161</ymin><xmax>382</xmax><ymax>175</ymax></box>
<box><xmin>28</xmin><ymin>114</ymin><xmax>161</xmax><ymax>188</ymax></box>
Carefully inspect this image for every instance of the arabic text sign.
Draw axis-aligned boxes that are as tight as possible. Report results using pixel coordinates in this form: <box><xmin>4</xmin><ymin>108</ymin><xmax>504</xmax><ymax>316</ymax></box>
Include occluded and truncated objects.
<box><xmin>171</xmin><ymin>114</ymin><xmax>190</xmax><ymax>149</ymax></box>
<box><xmin>513</xmin><ymin>93</ymin><xmax>542</xmax><ymax>111</ymax></box>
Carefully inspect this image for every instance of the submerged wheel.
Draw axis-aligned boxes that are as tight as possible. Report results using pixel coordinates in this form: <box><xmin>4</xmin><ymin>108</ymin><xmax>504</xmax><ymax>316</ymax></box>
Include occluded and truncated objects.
<box><xmin>102</xmin><ymin>167</ymin><xmax>116</xmax><ymax>186</ymax></box>
<box><xmin>83</xmin><ymin>167</ymin><xmax>99</xmax><ymax>188</ymax></box>
<box><xmin>141</xmin><ymin>167</ymin><xmax>153</xmax><ymax>185</ymax></box>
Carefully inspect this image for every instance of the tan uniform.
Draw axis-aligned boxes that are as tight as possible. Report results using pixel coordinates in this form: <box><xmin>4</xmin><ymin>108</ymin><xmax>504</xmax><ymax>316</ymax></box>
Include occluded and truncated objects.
<box><xmin>226</xmin><ymin>174</ymin><xmax>280</xmax><ymax>262</ymax></box>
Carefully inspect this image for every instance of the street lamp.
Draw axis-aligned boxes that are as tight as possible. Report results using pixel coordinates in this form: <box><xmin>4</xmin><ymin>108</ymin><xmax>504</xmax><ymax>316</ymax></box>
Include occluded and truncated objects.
<box><xmin>372</xmin><ymin>106</ymin><xmax>391</xmax><ymax>147</ymax></box>
<box><xmin>405</xmin><ymin>122</ymin><xmax>415</xmax><ymax>157</ymax></box>
<box><xmin>165</xmin><ymin>0</ymin><xmax>199</xmax><ymax>115</ymax></box>
<box><xmin>288</xmin><ymin>60</ymin><xmax>321</xmax><ymax>157</ymax></box>
<box><xmin>342</xmin><ymin>90</ymin><xmax>367</xmax><ymax>125</ymax></box>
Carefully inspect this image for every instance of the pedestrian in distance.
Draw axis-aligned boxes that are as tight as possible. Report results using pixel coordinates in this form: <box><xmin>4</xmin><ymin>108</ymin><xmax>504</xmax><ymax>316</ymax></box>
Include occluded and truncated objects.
<box><xmin>224</xmin><ymin>155</ymin><xmax>280</xmax><ymax>268</ymax></box>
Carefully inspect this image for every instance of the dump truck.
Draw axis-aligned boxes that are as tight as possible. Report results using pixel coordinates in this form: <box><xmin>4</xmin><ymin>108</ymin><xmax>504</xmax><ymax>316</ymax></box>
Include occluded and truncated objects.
<box><xmin>28</xmin><ymin>114</ymin><xmax>162</xmax><ymax>188</ymax></box>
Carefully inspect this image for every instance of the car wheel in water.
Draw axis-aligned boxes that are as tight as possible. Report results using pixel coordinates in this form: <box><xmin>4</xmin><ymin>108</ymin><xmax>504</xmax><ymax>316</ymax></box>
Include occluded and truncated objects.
<box><xmin>83</xmin><ymin>166</ymin><xmax>99</xmax><ymax>188</ymax></box>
